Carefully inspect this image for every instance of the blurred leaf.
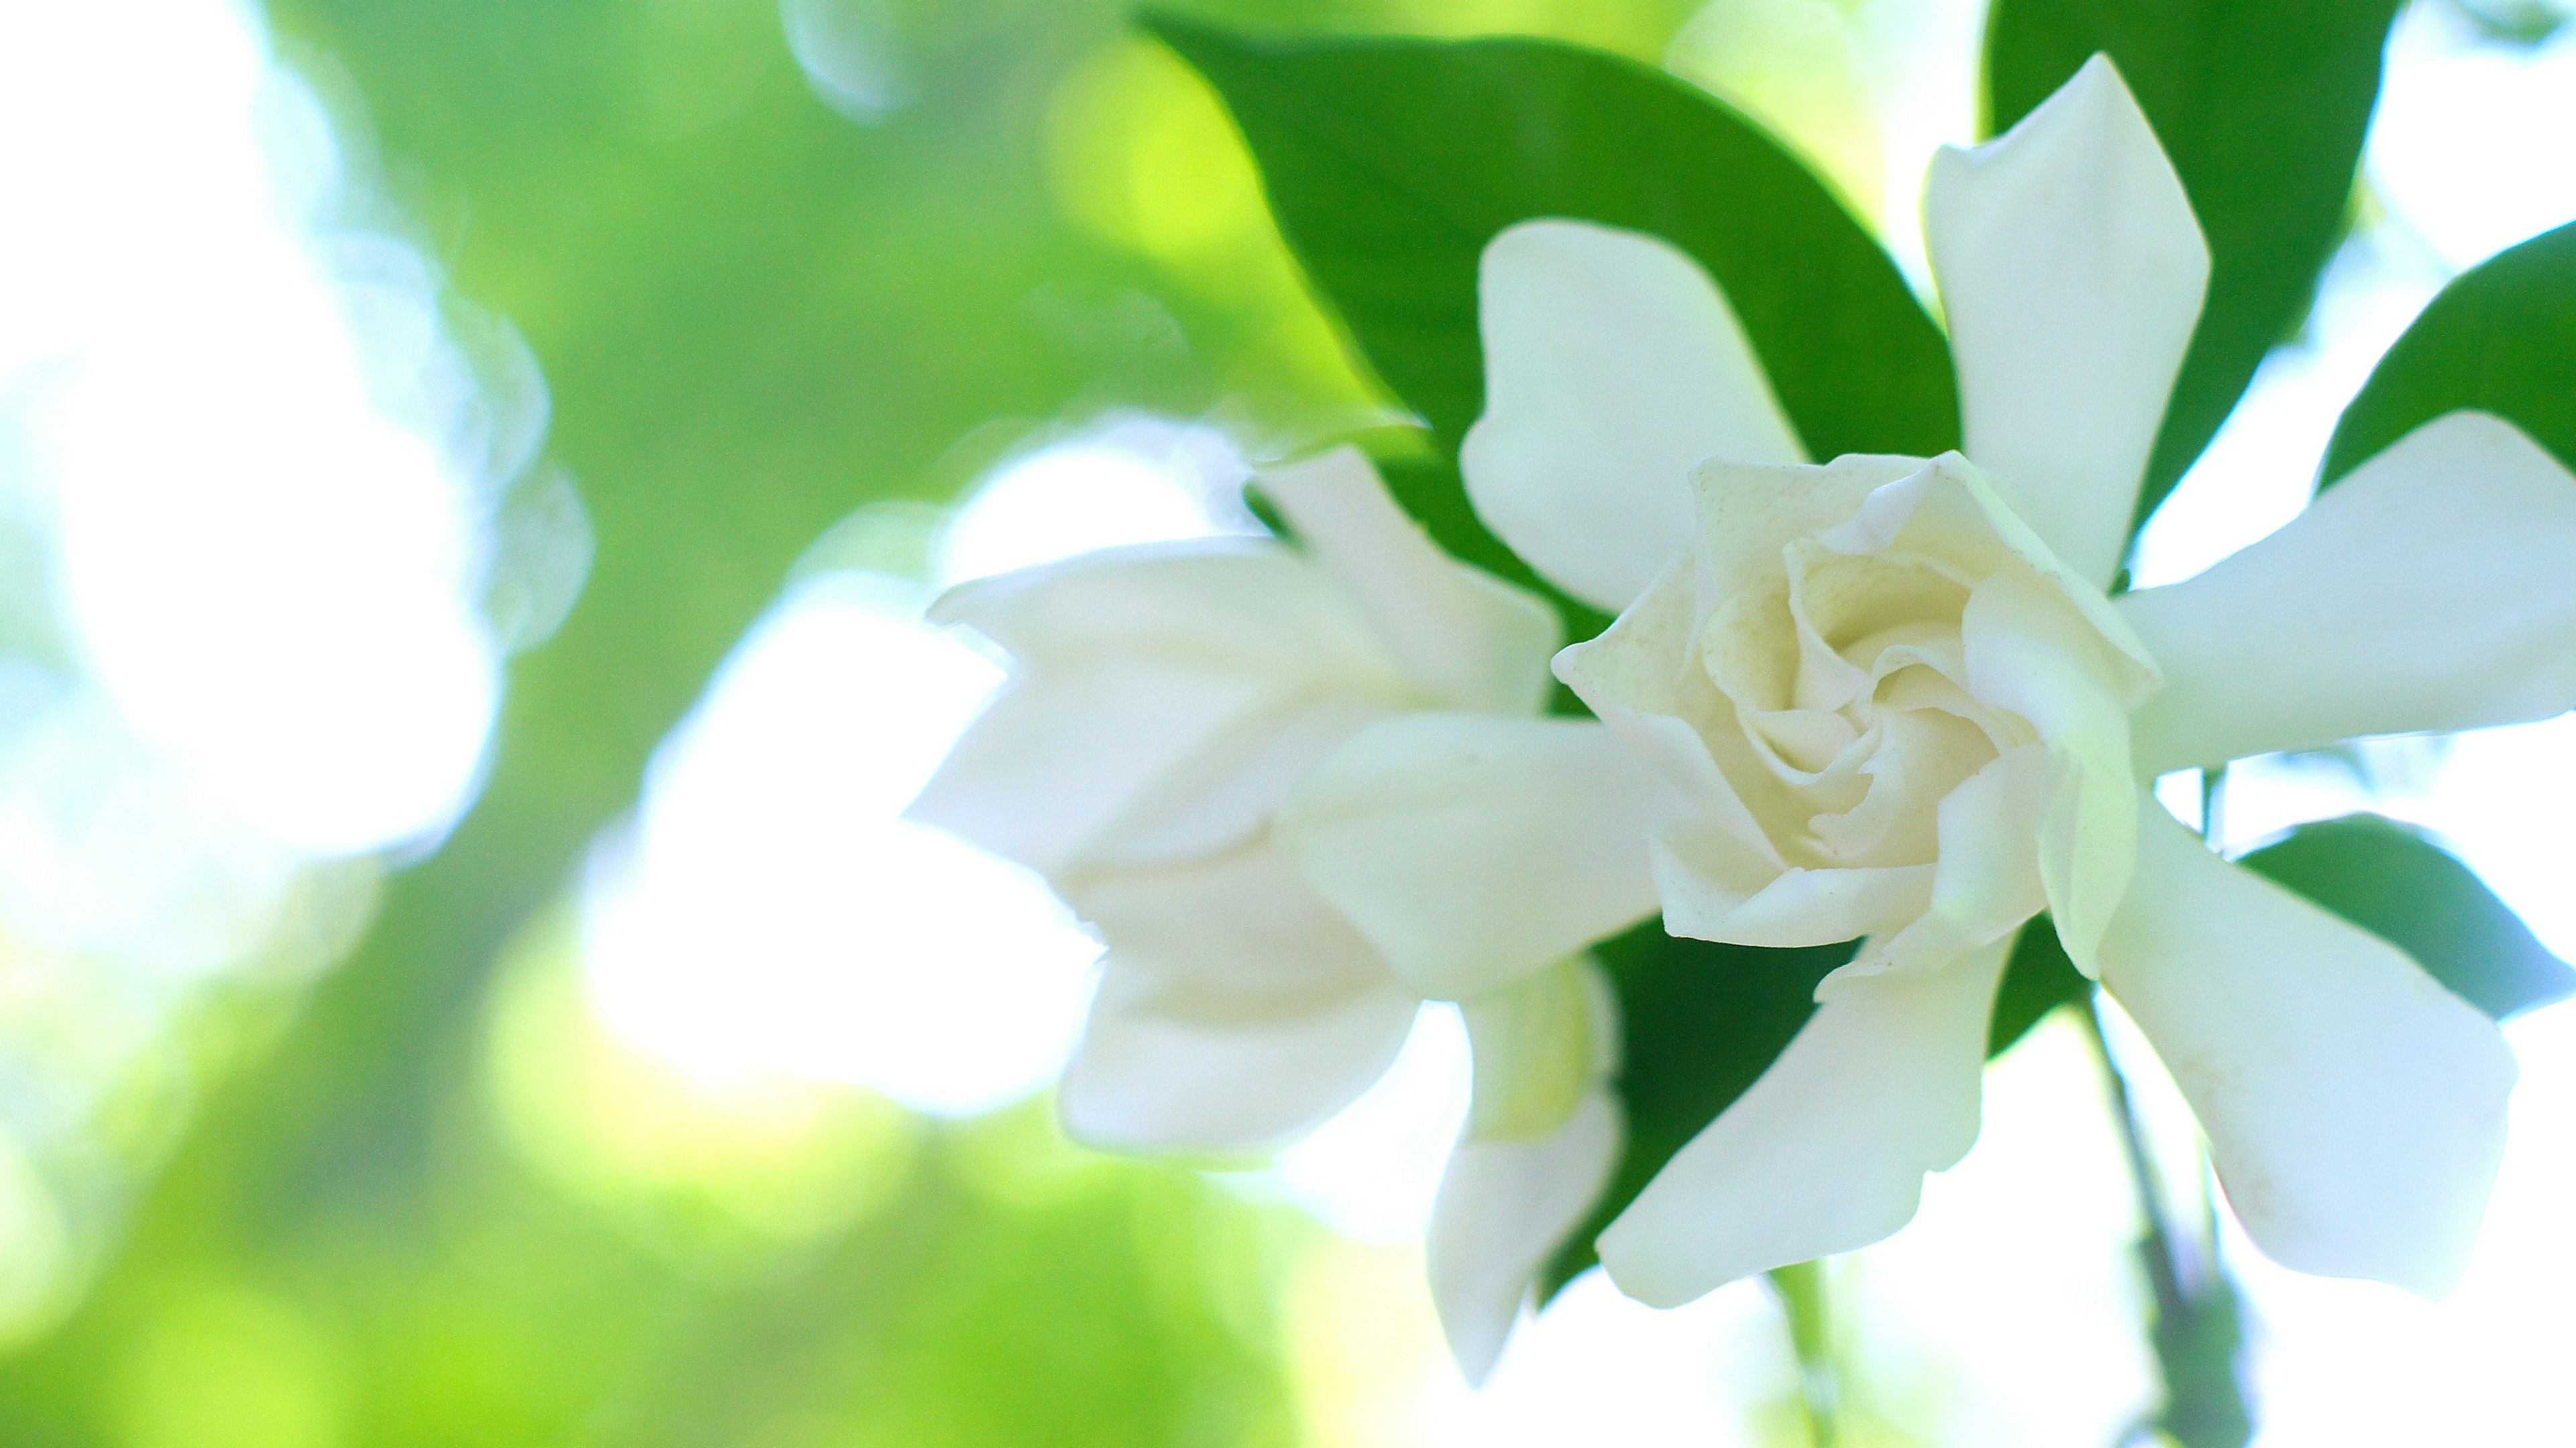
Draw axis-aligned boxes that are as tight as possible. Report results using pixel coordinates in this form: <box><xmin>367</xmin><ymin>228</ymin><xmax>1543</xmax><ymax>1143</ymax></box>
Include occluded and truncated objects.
<box><xmin>2320</xmin><ymin>220</ymin><xmax>2576</xmax><ymax>484</ymax></box>
<box><xmin>1986</xmin><ymin>0</ymin><xmax>2404</xmax><ymax>541</ymax></box>
<box><xmin>2237</xmin><ymin>813</ymin><xmax>2575</xmax><ymax>1019</ymax></box>
<box><xmin>1988</xmin><ymin>915</ymin><xmax>2092</xmax><ymax>1055</ymax></box>
<box><xmin>1541</xmin><ymin>926</ymin><xmax>1854</xmax><ymax>1298</ymax></box>
<box><xmin>1154</xmin><ymin>17</ymin><xmax>1956</xmax><ymax>639</ymax></box>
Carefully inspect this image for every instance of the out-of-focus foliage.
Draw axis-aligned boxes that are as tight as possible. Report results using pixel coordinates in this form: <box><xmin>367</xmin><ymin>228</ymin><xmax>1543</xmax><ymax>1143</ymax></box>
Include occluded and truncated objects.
<box><xmin>2322</xmin><ymin>218</ymin><xmax>2576</xmax><ymax>482</ymax></box>
<box><xmin>1160</xmin><ymin>18</ymin><xmax>1961</xmax><ymax>492</ymax></box>
<box><xmin>2237</xmin><ymin>813</ymin><xmax>2576</xmax><ymax>1020</ymax></box>
<box><xmin>0</xmin><ymin>0</ymin><xmax>1709</xmax><ymax>1442</ymax></box>
<box><xmin>1985</xmin><ymin>0</ymin><xmax>2406</xmax><ymax>543</ymax></box>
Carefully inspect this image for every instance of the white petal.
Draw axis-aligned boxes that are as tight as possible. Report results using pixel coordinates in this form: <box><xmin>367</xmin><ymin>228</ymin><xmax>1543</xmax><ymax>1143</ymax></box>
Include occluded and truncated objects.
<box><xmin>1431</xmin><ymin>960</ymin><xmax>1622</xmax><ymax>1382</ymax></box>
<box><xmin>1595</xmin><ymin>936</ymin><xmax>2010</xmax><ymax>1307</ymax></box>
<box><xmin>1653</xmin><ymin>847</ymin><xmax>1934</xmax><ymax>950</ymax></box>
<box><xmin>2099</xmin><ymin>803</ymin><xmax>2517</xmax><ymax>1298</ymax></box>
<box><xmin>1274</xmin><ymin>715</ymin><xmax>1676</xmax><ymax>1000</ymax></box>
<box><xmin>1260</xmin><ymin>445</ymin><xmax>1560</xmax><ymax>715</ymax></box>
<box><xmin>1860</xmin><ymin>743</ymin><xmax>2050</xmax><ymax>975</ymax></box>
<box><xmin>1961</xmin><ymin>572</ymin><xmax>2142</xmax><ymax>971</ymax></box>
<box><xmin>1430</xmin><ymin>1088</ymin><xmax>1622</xmax><ymax>1385</ymax></box>
<box><xmin>1458</xmin><ymin>957</ymin><xmax>1621</xmax><ymax>1143</ymax></box>
<box><xmin>1555</xmin><ymin>558</ymin><xmax>1786</xmax><ymax>860</ymax></box>
<box><xmin>908</xmin><ymin>544</ymin><xmax>1409</xmax><ymax>878</ymax></box>
<box><xmin>1821</xmin><ymin>454</ymin><xmax>2160</xmax><ymax>697</ymax></box>
<box><xmin>1462</xmin><ymin>219</ymin><xmax>1806</xmax><ymax>613</ymax></box>
<box><xmin>2121</xmin><ymin>411</ymin><xmax>2576</xmax><ymax>774</ymax></box>
<box><xmin>1059</xmin><ymin>845</ymin><xmax>1418</xmax><ymax>1153</ymax></box>
<box><xmin>1924</xmin><ymin>54</ymin><xmax>2210</xmax><ymax>588</ymax></box>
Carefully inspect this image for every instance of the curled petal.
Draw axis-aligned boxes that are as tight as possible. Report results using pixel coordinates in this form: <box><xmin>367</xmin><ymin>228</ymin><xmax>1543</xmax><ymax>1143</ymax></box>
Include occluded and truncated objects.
<box><xmin>1925</xmin><ymin>54</ymin><xmax>2210</xmax><ymax>588</ymax></box>
<box><xmin>2121</xmin><ymin>411</ymin><xmax>2576</xmax><ymax>775</ymax></box>
<box><xmin>2100</xmin><ymin>803</ymin><xmax>2517</xmax><ymax>1298</ymax></box>
<box><xmin>1275</xmin><ymin>715</ymin><xmax>1676</xmax><ymax>1001</ymax></box>
<box><xmin>1556</xmin><ymin>558</ymin><xmax>1786</xmax><ymax>859</ymax></box>
<box><xmin>1059</xmin><ymin>845</ymin><xmax>1417</xmax><ymax>1153</ymax></box>
<box><xmin>1260</xmin><ymin>445</ymin><xmax>1560</xmax><ymax>715</ymax></box>
<box><xmin>1856</xmin><ymin>743</ymin><xmax>2050</xmax><ymax>977</ymax></box>
<box><xmin>1653</xmin><ymin>843</ymin><xmax>1934</xmax><ymax>951</ymax></box>
<box><xmin>1596</xmin><ymin>936</ymin><xmax>2010</xmax><ymax>1306</ymax></box>
<box><xmin>1464</xmin><ymin>219</ymin><xmax>1805</xmax><ymax>614</ymax></box>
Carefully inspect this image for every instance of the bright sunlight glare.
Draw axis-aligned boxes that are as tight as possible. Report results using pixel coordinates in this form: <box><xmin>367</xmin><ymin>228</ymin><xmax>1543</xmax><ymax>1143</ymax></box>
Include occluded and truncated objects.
<box><xmin>583</xmin><ymin>418</ymin><xmax>1251</xmax><ymax>1117</ymax></box>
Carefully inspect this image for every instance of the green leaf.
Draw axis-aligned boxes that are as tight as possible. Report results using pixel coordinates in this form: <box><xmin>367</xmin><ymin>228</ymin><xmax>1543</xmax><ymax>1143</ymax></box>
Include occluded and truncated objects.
<box><xmin>2237</xmin><ymin>813</ymin><xmax>2574</xmax><ymax>1019</ymax></box>
<box><xmin>2320</xmin><ymin>220</ymin><xmax>2576</xmax><ymax>485</ymax></box>
<box><xmin>1151</xmin><ymin>16</ymin><xmax>1957</xmax><ymax>631</ymax></box>
<box><xmin>1985</xmin><ymin>0</ymin><xmax>2404</xmax><ymax>540</ymax></box>
<box><xmin>1542</xmin><ymin>926</ymin><xmax>1856</xmax><ymax>1298</ymax></box>
<box><xmin>1989</xmin><ymin>915</ymin><xmax>2094</xmax><ymax>1055</ymax></box>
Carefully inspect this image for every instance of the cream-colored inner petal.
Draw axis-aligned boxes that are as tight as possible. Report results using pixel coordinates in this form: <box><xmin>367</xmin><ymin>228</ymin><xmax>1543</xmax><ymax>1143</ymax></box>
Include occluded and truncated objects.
<box><xmin>1691</xmin><ymin>535</ymin><xmax>2010</xmax><ymax>876</ymax></box>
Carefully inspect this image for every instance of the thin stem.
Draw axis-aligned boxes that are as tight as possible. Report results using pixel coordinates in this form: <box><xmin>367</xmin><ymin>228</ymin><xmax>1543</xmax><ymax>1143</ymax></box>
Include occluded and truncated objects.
<box><xmin>2080</xmin><ymin>996</ymin><xmax>2188</xmax><ymax>1323</ymax></box>
<box><xmin>1766</xmin><ymin>1260</ymin><xmax>1837</xmax><ymax>1447</ymax></box>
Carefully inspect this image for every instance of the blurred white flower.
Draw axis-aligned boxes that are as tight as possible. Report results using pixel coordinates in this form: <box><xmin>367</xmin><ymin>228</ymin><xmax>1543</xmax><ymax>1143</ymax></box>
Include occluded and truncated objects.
<box><xmin>909</xmin><ymin>446</ymin><xmax>1631</xmax><ymax>1381</ymax></box>
<box><xmin>1309</xmin><ymin>56</ymin><xmax>2576</xmax><ymax>1314</ymax></box>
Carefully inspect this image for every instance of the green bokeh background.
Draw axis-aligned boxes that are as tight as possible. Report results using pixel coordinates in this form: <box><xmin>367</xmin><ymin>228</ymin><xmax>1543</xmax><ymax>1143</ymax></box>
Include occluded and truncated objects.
<box><xmin>0</xmin><ymin>2</ymin><xmax>1735</xmax><ymax>1443</ymax></box>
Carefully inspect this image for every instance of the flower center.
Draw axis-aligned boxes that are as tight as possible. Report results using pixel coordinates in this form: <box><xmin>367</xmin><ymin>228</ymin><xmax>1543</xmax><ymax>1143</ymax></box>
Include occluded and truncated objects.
<box><xmin>1695</xmin><ymin>538</ymin><xmax>2039</xmax><ymax>872</ymax></box>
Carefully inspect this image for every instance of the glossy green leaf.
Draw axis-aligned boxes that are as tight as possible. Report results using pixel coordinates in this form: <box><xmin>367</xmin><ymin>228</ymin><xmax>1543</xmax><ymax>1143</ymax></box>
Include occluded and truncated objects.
<box><xmin>1986</xmin><ymin>0</ymin><xmax>2404</xmax><ymax>540</ymax></box>
<box><xmin>2238</xmin><ymin>813</ymin><xmax>2574</xmax><ymax>1019</ymax></box>
<box><xmin>1152</xmin><ymin>16</ymin><xmax>1957</xmax><ymax>629</ymax></box>
<box><xmin>1988</xmin><ymin>915</ymin><xmax>2094</xmax><ymax>1055</ymax></box>
<box><xmin>2321</xmin><ymin>221</ymin><xmax>2576</xmax><ymax>484</ymax></box>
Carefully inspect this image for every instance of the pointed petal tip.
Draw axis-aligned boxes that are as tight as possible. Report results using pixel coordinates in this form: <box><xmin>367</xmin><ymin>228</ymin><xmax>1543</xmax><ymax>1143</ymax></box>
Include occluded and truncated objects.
<box><xmin>1924</xmin><ymin>44</ymin><xmax>2206</xmax><ymax>588</ymax></box>
<box><xmin>1441</xmin><ymin>1309</ymin><xmax>1513</xmax><ymax>1389</ymax></box>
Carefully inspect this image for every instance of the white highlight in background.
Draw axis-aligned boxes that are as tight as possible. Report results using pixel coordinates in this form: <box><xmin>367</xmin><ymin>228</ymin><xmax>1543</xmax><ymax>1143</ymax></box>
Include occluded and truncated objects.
<box><xmin>583</xmin><ymin>418</ymin><xmax>1249</xmax><ymax>1117</ymax></box>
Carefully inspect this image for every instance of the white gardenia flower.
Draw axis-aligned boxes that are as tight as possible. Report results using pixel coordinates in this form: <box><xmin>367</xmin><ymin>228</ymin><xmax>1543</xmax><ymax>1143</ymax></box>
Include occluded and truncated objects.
<box><xmin>1284</xmin><ymin>54</ymin><xmax>2576</xmax><ymax>1310</ymax></box>
<box><xmin>906</xmin><ymin>445</ymin><xmax>1642</xmax><ymax>1380</ymax></box>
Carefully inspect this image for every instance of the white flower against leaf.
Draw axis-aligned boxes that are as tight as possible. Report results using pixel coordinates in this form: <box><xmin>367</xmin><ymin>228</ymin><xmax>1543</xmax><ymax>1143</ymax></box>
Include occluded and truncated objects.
<box><xmin>1303</xmin><ymin>54</ymin><xmax>2576</xmax><ymax>1311</ymax></box>
<box><xmin>906</xmin><ymin>446</ymin><xmax>1627</xmax><ymax>1381</ymax></box>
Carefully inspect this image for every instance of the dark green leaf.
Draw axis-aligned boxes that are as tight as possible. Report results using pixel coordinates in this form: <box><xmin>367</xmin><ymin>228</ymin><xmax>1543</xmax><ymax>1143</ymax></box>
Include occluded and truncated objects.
<box><xmin>1541</xmin><ymin>925</ymin><xmax>1856</xmax><ymax>1298</ymax></box>
<box><xmin>1989</xmin><ymin>915</ymin><xmax>2094</xmax><ymax>1055</ymax></box>
<box><xmin>2238</xmin><ymin>813</ymin><xmax>2574</xmax><ymax>1019</ymax></box>
<box><xmin>1986</xmin><ymin>0</ymin><xmax>2404</xmax><ymax>541</ymax></box>
<box><xmin>2320</xmin><ymin>220</ymin><xmax>2576</xmax><ymax>485</ymax></box>
<box><xmin>1152</xmin><ymin>17</ymin><xmax>1956</xmax><ymax>637</ymax></box>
